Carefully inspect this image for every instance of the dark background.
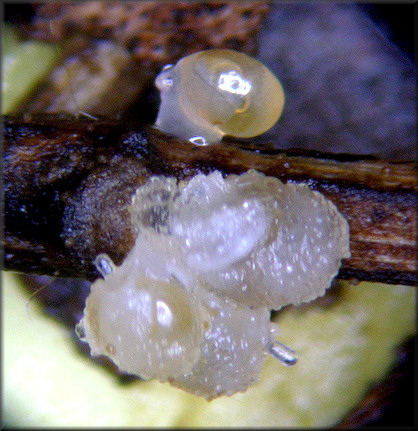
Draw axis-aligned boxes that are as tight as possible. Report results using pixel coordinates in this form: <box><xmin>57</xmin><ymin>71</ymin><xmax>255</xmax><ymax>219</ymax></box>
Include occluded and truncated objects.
<box><xmin>359</xmin><ymin>3</ymin><xmax>416</xmax><ymax>62</ymax></box>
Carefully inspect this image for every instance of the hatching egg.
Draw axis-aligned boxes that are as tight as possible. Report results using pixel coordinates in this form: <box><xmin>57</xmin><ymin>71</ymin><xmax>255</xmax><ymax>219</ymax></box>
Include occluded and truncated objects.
<box><xmin>154</xmin><ymin>49</ymin><xmax>285</xmax><ymax>144</ymax></box>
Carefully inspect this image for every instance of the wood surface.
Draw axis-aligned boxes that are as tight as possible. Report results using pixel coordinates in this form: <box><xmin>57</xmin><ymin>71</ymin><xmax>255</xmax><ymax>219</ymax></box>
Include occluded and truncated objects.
<box><xmin>3</xmin><ymin>114</ymin><xmax>416</xmax><ymax>285</ymax></box>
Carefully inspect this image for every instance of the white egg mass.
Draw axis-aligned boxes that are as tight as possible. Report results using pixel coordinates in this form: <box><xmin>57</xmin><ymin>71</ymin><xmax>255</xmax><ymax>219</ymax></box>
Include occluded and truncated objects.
<box><xmin>77</xmin><ymin>169</ymin><xmax>350</xmax><ymax>399</ymax></box>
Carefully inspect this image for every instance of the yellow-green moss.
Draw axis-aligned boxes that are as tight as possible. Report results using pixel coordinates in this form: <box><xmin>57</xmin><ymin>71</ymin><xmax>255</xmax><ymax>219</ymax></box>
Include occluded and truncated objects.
<box><xmin>3</xmin><ymin>272</ymin><xmax>415</xmax><ymax>427</ymax></box>
<box><xmin>2</xmin><ymin>24</ymin><xmax>58</xmax><ymax>114</ymax></box>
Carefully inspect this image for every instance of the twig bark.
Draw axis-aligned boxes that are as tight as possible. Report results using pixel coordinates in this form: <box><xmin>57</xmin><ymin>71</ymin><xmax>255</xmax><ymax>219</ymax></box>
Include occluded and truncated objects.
<box><xmin>3</xmin><ymin>114</ymin><xmax>416</xmax><ymax>285</ymax></box>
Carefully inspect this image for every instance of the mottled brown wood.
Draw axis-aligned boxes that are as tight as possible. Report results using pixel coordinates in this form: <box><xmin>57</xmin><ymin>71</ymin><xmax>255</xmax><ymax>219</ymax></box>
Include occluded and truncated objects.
<box><xmin>3</xmin><ymin>114</ymin><xmax>416</xmax><ymax>285</ymax></box>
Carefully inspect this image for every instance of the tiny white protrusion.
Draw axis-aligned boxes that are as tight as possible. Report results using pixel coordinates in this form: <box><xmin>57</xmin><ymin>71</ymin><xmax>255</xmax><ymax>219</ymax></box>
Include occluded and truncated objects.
<box><xmin>94</xmin><ymin>253</ymin><xmax>115</xmax><ymax>277</ymax></box>
<box><xmin>269</xmin><ymin>340</ymin><xmax>299</xmax><ymax>366</ymax></box>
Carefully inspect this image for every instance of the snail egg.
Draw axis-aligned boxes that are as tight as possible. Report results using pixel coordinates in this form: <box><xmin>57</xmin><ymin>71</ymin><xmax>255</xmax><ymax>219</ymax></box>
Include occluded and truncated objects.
<box><xmin>154</xmin><ymin>49</ymin><xmax>285</xmax><ymax>144</ymax></box>
<box><xmin>77</xmin><ymin>257</ymin><xmax>209</xmax><ymax>381</ymax></box>
<box><xmin>78</xmin><ymin>232</ymin><xmax>276</xmax><ymax>398</ymax></box>
<box><xmin>169</xmin><ymin>292</ymin><xmax>272</xmax><ymax>400</ymax></box>
<box><xmin>189</xmin><ymin>172</ymin><xmax>351</xmax><ymax>309</ymax></box>
<box><xmin>130</xmin><ymin>170</ymin><xmax>350</xmax><ymax>309</ymax></box>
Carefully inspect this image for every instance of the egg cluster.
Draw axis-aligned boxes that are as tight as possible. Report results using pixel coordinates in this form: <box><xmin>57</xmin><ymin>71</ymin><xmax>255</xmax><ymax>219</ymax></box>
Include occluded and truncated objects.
<box><xmin>77</xmin><ymin>170</ymin><xmax>350</xmax><ymax>400</ymax></box>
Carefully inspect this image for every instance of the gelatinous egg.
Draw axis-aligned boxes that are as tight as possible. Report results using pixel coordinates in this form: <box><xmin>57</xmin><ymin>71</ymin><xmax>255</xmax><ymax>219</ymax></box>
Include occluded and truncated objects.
<box><xmin>78</xmin><ymin>231</ymin><xmax>276</xmax><ymax>397</ymax></box>
<box><xmin>169</xmin><ymin>292</ymin><xmax>272</xmax><ymax>400</ymax></box>
<box><xmin>131</xmin><ymin>170</ymin><xmax>351</xmax><ymax>309</ymax></box>
<box><xmin>154</xmin><ymin>49</ymin><xmax>285</xmax><ymax>144</ymax></box>
<box><xmin>77</xmin><ymin>254</ymin><xmax>210</xmax><ymax>381</ymax></box>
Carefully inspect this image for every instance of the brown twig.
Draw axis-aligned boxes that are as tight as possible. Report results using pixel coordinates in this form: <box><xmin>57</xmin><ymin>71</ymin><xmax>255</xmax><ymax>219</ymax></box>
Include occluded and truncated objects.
<box><xmin>3</xmin><ymin>114</ymin><xmax>416</xmax><ymax>285</ymax></box>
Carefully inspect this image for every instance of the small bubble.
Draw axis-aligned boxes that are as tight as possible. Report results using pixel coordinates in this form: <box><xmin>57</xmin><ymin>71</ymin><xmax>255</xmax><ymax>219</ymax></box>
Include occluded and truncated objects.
<box><xmin>269</xmin><ymin>340</ymin><xmax>298</xmax><ymax>366</ymax></box>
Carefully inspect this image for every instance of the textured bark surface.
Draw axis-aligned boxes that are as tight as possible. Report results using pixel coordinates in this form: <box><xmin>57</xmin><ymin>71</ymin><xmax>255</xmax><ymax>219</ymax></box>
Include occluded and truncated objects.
<box><xmin>3</xmin><ymin>114</ymin><xmax>417</xmax><ymax>285</ymax></box>
<box><xmin>26</xmin><ymin>1</ymin><xmax>270</xmax><ymax>71</ymax></box>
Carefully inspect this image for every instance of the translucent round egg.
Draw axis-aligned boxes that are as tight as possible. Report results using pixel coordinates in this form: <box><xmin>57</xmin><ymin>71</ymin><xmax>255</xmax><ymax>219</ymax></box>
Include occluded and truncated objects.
<box><xmin>154</xmin><ymin>49</ymin><xmax>285</xmax><ymax>144</ymax></box>
<box><xmin>78</xmin><ymin>259</ymin><xmax>209</xmax><ymax>381</ymax></box>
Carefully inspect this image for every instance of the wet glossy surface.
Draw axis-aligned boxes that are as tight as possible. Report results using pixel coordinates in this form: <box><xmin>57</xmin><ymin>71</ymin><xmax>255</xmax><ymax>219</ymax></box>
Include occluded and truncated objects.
<box><xmin>154</xmin><ymin>49</ymin><xmax>285</xmax><ymax>144</ymax></box>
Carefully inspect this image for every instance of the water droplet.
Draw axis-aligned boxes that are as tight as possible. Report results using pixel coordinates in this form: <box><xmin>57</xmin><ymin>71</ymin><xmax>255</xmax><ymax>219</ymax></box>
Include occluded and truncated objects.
<box><xmin>269</xmin><ymin>340</ymin><xmax>298</xmax><ymax>366</ymax></box>
<box><xmin>94</xmin><ymin>253</ymin><xmax>115</xmax><ymax>277</ymax></box>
